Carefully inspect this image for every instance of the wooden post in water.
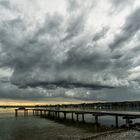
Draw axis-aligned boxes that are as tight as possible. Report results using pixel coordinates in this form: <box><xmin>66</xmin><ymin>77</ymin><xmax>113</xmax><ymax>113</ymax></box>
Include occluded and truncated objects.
<box><xmin>44</xmin><ymin>110</ymin><xmax>46</xmax><ymax>118</ymax></box>
<box><xmin>48</xmin><ymin>111</ymin><xmax>50</xmax><ymax>118</ymax></box>
<box><xmin>40</xmin><ymin>110</ymin><xmax>43</xmax><ymax>117</ymax></box>
<box><xmin>52</xmin><ymin>112</ymin><xmax>55</xmax><ymax>119</ymax></box>
<box><xmin>64</xmin><ymin>112</ymin><xmax>66</xmax><ymax>120</ymax></box>
<box><xmin>82</xmin><ymin>114</ymin><xmax>85</xmax><ymax>123</ymax></box>
<box><xmin>76</xmin><ymin>114</ymin><xmax>79</xmax><ymax>122</ymax></box>
<box><xmin>58</xmin><ymin>112</ymin><xmax>60</xmax><ymax>119</ymax></box>
<box><xmin>95</xmin><ymin>115</ymin><xmax>98</xmax><ymax>124</ymax></box>
<box><xmin>15</xmin><ymin>109</ymin><xmax>18</xmax><ymax>117</ymax></box>
<box><xmin>72</xmin><ymin>112</ymin><xmax>74</xmax><ymax>121</ymax></box>
<box><xmin>33</xmin><ymin>110</ymin><xmax>35</xmax><ymax>116</ymax></box>
<box><xmin>115</xmin><ymin>115</ymin><xmax>118</xmax><ymax>128</ymax></box>
<box><xmin>55</xmin><ymin>112</ymin><xmax>57</xmax><ymax>119</ymax></box>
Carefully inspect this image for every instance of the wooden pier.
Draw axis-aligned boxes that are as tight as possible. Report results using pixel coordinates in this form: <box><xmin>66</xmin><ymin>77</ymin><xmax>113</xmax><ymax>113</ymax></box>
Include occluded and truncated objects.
<box><xmin>15</xmin><ymin>108</ymin><xmax>140</xmax><ymax>128</ymax></box>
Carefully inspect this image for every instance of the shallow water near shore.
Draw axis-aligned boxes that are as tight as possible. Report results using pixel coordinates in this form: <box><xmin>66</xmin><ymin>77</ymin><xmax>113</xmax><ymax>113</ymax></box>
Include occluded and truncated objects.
<box><xmin>0</xmin><ymin>108</ymin><xmax>140</xmax><ymax>140</ymax></box>
<box><xmin>0</xmin><ymin>108</ymin><xmax>111</xmax><ymax>140</ymax></box>
<box><xmin>0</xmin><ymin>116</ymin><xmax>94</xmax><ymax>140</ymax></box>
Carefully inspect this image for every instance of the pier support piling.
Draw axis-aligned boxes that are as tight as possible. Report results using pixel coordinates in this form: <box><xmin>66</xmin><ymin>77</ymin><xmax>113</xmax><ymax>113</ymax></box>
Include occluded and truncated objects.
<box><xmin>15</xmin><ymin>110</ymin><xmax>18</xmax><ymax>117</ymax></box>
<box><xmin>95</xmin><ymin>115</ymin><xmax>98</xmax><ymax>124</ymax></box>
<box><xmin>76</xmin><ymin>114</ymin><xmax>79</xmax><ymax>122</ymax></box>
<box><xmin>40</xmin><ymin>110</ymin><xmax>43</xmax><ymax>117</ymax></box>
<box><xmin>44</xmin><ymin>110</ymin><xmax>47</xmax><ymax>118</ymax></box>
<box><xmin>55</xmin><ymin>112</ymin><xmax>57</xmax><ymax>119</ymax></box>
<box><xmin>72</xmin><ymin>113</ymin><xmax>74</xmax><ymax>121</ymax></box>
<box><xmin>33</xmin><ymin>110</ymin><xmax>35</xmax><ymax>116</ymax></box>
<box><xmin>82</xmin><ymin>114</ymin><xmax>85</xmax><ymax>123</ymax></box>
<box><xmin>115</xmin><ymin>115</ymin><xmax>118</xmax><ymax>128</ymax></box>
<box><xmin>64</xmin><ymin>112</ymin><xmax>66</xmax><ymax>120</ymax></box>
<box><xmin>48</xmin><ymin>111</ymin><xmax>50</xmax><ymax>118</ymax></box>
<box><xmin>58</xmin><ymin>112</ymin><xmax>60</xmax><ymax>119</ymax></box>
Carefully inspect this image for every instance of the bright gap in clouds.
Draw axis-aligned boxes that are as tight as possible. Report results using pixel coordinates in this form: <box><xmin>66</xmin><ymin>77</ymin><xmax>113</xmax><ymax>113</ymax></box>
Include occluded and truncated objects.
<box><xmin>38</xmin><ymin>0</ymin><xmax>66</xmax><ymax>14</ymax></box>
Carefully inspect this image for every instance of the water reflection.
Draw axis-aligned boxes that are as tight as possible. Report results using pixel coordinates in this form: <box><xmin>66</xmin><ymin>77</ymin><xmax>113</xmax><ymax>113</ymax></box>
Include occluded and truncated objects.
<box><xmin>0</xmin><ymin>109</ymin><xmax>111</xmax><ymax>140</ymax></box>
<box><xmin>0</xmin><ymin>108</ymin><xmax>140</xmax><ymax>140</ymax></box>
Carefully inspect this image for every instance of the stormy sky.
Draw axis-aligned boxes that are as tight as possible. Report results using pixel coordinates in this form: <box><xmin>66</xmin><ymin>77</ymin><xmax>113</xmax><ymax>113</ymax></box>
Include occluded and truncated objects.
<box><xmin>0</xmin><ymin>0</ymin><xmax>140</xmax><ymax>103</ymax></box>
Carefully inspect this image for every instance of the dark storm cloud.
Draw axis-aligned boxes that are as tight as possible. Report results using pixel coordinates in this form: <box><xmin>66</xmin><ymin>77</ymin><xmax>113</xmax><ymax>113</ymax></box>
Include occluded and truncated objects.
<box><xmin>0</xmin><ymin>0</ymin><xmax>117</xmax><ymax>92</ymax></box>
<box><xmin>0</xmin><ymin>0</ymin><xmax>140</xmax><ymax>101</ymax></box>
<box><xmin>0</xmin><ymin>81</ymin><xmax>46</xmax><ymax>100</ymax></box>
<box><xmin>14</xmin><ymin>80</ymin><xmax>114</xmax><ymax>90</ymax></box>
<box><xmin>110</xmin><ymin>8</ymin><xmax>140</xmax><ymax>50</ymax></box>
<box><xmin>62</xmin><ymin>45</ymin><xmax>111</xmax><ymax>71</ymax></box>
<box><xmin>0</xmin><ymin>13</ymin><xmax>115</xmax><ymax>94</ymax></box>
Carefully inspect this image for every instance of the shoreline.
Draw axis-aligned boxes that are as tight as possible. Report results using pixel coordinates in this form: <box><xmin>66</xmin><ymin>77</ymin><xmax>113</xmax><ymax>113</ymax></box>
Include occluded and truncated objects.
<box><xmin>81</xmin><ymin>128</ymin><xmax>140</xmax><ymax>140</ymax></box>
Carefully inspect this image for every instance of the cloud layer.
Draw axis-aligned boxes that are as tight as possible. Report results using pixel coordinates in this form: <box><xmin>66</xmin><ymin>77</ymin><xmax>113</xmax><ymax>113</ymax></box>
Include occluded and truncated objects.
<box><xmin>0</xmin><ymin>0</ymin><xmax>140</xmax><ymax>101</ymax></box>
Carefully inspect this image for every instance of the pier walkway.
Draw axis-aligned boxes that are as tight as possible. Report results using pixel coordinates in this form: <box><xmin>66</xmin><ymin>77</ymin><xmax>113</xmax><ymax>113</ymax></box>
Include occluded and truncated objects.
<box><xmin>15</xmin><ymin>108</ymin><xmax>140</xmax><ymax>128</ymax></box>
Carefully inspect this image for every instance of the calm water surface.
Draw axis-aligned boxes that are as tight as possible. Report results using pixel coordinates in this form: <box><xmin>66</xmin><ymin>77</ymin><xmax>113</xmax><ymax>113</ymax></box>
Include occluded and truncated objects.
<box><xmin>0</xmin><ymin>109</ymin><xmax>107</xmax><ymax>140</ymax></box>
<box><xmin>0</xmin><ymin>108</ymin><xmax>140</xmax><ymax>140</ymax></box>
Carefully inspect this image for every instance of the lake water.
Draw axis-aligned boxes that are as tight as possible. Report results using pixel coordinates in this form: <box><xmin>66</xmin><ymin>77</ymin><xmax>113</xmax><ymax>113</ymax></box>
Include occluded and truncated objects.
<box><xmin>0</xmin><ymin>108</ymin><xmax>140</xmax><ymax>140</ymax></box>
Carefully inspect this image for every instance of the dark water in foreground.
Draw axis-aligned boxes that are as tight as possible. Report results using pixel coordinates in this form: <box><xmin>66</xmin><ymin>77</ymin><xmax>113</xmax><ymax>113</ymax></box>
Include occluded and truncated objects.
<box><xmin>0</xmin><ymin>109</ymin><xmax>106</xmax><ymax>140</ymax></box>
<box><xmin>0</xmin><ymin>109</ymin><xmax>140</xmax><ymax>140</ymax></box>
